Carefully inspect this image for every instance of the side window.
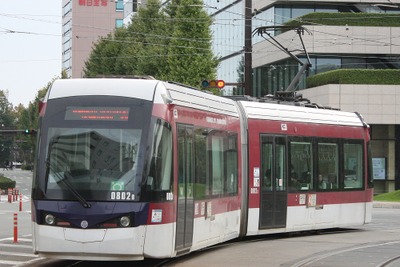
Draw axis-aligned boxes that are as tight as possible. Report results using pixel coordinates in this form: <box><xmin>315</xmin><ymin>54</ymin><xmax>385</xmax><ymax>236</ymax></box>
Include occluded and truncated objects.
<box><xmin>289</xmin><ymin>139</ymin><xmax>313</xmax><ymax>191</ymax></box>
<box><xmin>210</xmin><ymin>135</ymin><xmax>224</xmax><ymax>195</ymax></box>
<box><xmin>194</xmin><ymin>127</ymin><xmax>238</xmax><ymax>199</ymax></box>
<box><xmin>194</xmin><ymin>129</ymin><xmax>207</xmax><ymax>199</ymax></box>
<box><xmin>367</xmin><ymin>142</ymin><xmax>374</xmax><ymax>188</ymax></box>
<box><xmin>225</xmin><ymin>135</ymin><xmax>238</xmax><ymax>194</ymax></box>
<box><xmin>343</xmin><ymin>142</ymin><xmax>364</xmax><ymax>189</ymax></box>
<box><xmin>261</xmin><ymin>137</ymin><xmax>273</xmax><ymax>191</ymax></box>
<box><xmin>317</xmin><ymin>142</ymin><xmax>339</xmax><ymax>190</ymax></box>
<box><xmin>149</xmin><ymin>120</ymin><xmax>173</xmax><ymax>192</ymax></box>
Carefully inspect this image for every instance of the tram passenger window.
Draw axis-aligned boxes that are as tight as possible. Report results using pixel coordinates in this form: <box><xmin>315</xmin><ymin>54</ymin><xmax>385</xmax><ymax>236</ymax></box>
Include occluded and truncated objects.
<box><xmin>194</xmin><ymin>129</ymin><xmax>207</xmax><ymax>199</ymax></box>
<box><xmin>194</xmin><ymin>128</ymin><xmax>238</xmax><ymax>199</ymax></box>
<box><xmin>225</xmin><ymin>135</ymin><xmax>238</xmax><ymax>194</ymax></box>
<box><xmin>211</xmin><ymin>136</ymin><xmax>224</xmax><ymax>195</ymax></box>
<box><xmin>261</xmin><ymin>141</ymin><xmax>273</xmax><ymax>191</ymax></box>
<box><xmin>317</xmin><ymin>142</ymin><xmax>338</xmax><ymax>190</ymax></box>
<box><xmin>343</xmin><ymin>143</ymin><xmax>363</xmax><ymax>189</ymax></box>
<box><xmin>290</xmin><ymin>140</ymin><xmax>313</xmax><ymax>191</ymax></box>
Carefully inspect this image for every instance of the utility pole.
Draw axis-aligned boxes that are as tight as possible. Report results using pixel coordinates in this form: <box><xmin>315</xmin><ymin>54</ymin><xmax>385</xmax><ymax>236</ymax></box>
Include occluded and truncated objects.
<box><xmin>244</xmin><ymin>0</ymin><xmax>252</xmax><ymax>96</ymax></box>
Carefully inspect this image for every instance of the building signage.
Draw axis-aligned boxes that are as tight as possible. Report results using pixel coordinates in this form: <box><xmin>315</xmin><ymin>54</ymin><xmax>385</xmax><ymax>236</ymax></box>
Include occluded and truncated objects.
<box><xmin>79</xmin><ymin>0</ymin><xmax>108</xmax><ymax>6</ymax></box>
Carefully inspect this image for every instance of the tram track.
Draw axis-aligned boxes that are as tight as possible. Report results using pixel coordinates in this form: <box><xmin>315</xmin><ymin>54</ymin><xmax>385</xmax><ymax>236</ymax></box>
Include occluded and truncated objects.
<box><xmin>154</xmin><ymin>229</ymin><xmax>359</xmax><ymax>267</ymax></box>
<box><xmin>286</xmin><ymin>240</ymin><xmax>400</xmax><ymax>267</ymax></box>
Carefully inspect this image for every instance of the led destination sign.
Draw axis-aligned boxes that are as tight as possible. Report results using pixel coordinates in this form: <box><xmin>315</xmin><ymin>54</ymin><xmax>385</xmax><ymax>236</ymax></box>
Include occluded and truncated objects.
<box><xmin>65</xmin><ymin>107</ymin><xmax>129</xmax><ymax>121</ymax></box>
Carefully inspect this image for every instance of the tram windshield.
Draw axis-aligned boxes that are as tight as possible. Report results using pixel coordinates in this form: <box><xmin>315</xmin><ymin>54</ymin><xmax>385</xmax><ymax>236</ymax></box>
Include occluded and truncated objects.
<box><xmin>45</xmin><ymin>128</ymin><xmax>141</xmax><ymax>203</ymax></box>
<box><xmin>33</xmin><ymin>96</ymin><xmax>173</xmax><ymax>203</ymax></box>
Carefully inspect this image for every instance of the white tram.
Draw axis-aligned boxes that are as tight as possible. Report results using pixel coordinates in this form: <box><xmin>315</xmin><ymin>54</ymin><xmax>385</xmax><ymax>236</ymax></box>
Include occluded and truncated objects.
<box><xmin>31</xmin><ymin>78</ymin><xmax>373</xmax><ymax>260</ymax></box>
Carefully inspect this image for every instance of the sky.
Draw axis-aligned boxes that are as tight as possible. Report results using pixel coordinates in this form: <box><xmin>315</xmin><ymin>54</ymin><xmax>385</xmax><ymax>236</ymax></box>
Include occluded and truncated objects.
<box><xmin>0</xmin><ymin>1</ymin><xmax>62</xmax><ymax>107</ymax></box>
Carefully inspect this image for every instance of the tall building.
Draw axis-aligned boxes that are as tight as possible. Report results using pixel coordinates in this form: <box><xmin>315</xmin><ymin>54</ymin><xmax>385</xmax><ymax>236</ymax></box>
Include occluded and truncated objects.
<box><xmin>62</xmin><ymin>0</ymin><xmax>125</xmax><ymax>78</ymax></box>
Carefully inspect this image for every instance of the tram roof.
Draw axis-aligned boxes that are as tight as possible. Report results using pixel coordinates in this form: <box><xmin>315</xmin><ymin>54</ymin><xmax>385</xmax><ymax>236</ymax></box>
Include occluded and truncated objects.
<box><xmin>46</xmin><ymin>78</ymin><xmax>159</xmax><ymax>101</ymax></box>
<box><xmin>46</xmin><ymin>79</ymin><xmax>365</xmax><ymax>127</ymax></box>
<box><xmin>239</xmin><ymin>100</ymin><xmax>365</xmax><ymax>127</ymax></box>
<box><xmin>163</xmin><ymin>82</ymin><xmax>239</xmax><ymax>117</ymax></box>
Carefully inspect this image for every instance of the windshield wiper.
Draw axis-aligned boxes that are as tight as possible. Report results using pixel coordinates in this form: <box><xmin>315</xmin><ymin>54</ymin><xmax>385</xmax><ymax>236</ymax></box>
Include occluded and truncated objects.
<box><xmin>46</xmin><ymin>161</ymin><xmax>91</xmax><ymax>208</ymax></box>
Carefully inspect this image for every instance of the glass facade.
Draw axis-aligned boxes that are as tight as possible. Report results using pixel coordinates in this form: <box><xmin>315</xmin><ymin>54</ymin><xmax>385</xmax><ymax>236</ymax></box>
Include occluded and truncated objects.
<box><xmin>204</xmin><ymin>0</ymin><xmax>245</xmax><ymax>96</ymax></box>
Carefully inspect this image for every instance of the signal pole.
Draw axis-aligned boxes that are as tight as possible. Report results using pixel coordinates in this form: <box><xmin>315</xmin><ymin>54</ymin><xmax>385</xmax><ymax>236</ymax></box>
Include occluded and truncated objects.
<box><xmin>244</xmin><ymin>0</ymin><xmax>252</xmax><ymax>96</ymax></box>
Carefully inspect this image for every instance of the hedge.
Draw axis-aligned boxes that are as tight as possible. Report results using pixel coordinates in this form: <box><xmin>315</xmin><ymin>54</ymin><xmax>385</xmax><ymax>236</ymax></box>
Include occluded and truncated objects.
<box><xmin>284</xmin><ymin>12</ymin><xmax>400</xmax><ymax>28</ymax></box>
<box><xmin>306</xmin><ymin>69</ymin><xmax>400</xmax><ymax>88</ymax></box>
<box><xmin>0</xmin><ymin>176</ymin><xmax>16</xmax><ymax>191</ymax></box>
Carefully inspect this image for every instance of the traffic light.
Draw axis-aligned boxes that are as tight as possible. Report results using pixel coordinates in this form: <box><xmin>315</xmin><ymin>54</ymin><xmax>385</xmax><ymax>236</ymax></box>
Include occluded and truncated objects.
<box><xmin>201</xmin><ymin>80</ymin><xmax>225</xmax><ymax>89</ymax></box>
<box><xmin>23</xmin><ymin>129</ymin><xmax>37</xmax><ymax>135</ymax></box>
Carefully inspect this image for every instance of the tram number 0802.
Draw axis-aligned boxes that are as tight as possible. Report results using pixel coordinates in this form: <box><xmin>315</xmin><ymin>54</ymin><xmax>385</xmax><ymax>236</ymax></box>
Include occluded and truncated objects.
<box><xmin>110</xmin><ymin>191</ymin><xmax>135</xmax><ymax>201</ymax></box>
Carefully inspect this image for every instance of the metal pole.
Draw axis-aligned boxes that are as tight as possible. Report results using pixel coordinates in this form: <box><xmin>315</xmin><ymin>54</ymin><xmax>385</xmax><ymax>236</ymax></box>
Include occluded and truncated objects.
<box><xmin>244</xmin><ymin>0</ymin><xmax>252</xmax><ymax>96</ymax></box>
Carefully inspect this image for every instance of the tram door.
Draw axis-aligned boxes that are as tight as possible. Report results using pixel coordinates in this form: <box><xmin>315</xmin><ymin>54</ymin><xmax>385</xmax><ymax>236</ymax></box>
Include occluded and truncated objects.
<box><xmin>175</xmin><ymin>125</ymin><xmax>194</xmax><ymax>252</ymax></box>
<box><xmin>259</xmin><ymin>135</ymin><xmax>287</xmax><ymax>229</ymax></box>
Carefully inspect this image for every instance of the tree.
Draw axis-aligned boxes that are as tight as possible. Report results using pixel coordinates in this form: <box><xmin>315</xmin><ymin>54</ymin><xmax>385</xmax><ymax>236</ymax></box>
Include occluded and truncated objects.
<box><xmin>164</xmin><ymin>0</ymin><xmax>219</xmax><ymax>88</ymax></box>
<box><xmin>84</xmin><ymin>28</ymin><xmax>130</xmax><ymax>77</ymax></box>
<box><xmin>0</xmin><ymin>91</ymin><xmax>16</xmax><ymax>165</ymax></box>
<box><xmin>83</xmin><ymin>0</ymin><xmax>219</xmax><ymax>88</ymax></box>
<box><xmin>124</xmin><ymin>0</ymin><xmax>169</xmax><ymax>77</ymax></box>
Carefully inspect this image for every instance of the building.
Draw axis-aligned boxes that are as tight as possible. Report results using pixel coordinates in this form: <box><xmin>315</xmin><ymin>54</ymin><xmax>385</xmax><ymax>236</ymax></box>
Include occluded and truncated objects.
<box><xmin>208</xmin><ymin>0</ymin><xmax>400</xmax><ymax>193</ymax></box>
<box><xmin>62</xmin><ymin>0</ymin><xmax>125</xmax><ymax>78</ymax></box>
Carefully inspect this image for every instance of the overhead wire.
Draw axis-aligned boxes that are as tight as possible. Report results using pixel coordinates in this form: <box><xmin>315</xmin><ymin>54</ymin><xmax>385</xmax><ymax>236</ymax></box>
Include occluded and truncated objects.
<box><xmin>1</xmin><ymin>3</ymin><xmax>400</xmax><ymax>63</ymax></box>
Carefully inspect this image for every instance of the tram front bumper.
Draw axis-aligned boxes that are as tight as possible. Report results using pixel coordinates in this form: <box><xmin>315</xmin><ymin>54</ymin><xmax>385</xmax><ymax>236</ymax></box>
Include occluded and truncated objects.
<box><xmin>32</xmin><ymin>223</ymin><xmax>146</xmax><ymax>261</ymax></box>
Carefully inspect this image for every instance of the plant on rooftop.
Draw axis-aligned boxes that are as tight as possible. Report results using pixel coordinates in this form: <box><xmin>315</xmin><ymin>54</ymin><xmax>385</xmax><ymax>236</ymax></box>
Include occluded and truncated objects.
<box><xmin>284</xmin><ymin>12</ymin><xmax>400</xmax><ymax>28</ymax></box>
<box><xmin>306</xmin><ymin>69</ymin><xmax>400</xmax><ymax>88</ymax></box>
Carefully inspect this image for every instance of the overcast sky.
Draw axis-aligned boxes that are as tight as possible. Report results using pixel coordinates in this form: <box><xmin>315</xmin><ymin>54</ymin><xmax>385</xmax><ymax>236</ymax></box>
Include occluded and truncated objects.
<box><xmin>0</xmin><ymin>1</ymin><xmax>62</xmax><ymax>107</ymax></box>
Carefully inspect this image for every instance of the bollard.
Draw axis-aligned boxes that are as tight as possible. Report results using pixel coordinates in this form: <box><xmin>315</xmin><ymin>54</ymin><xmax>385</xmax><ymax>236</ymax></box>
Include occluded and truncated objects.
<box><xmin>13</xmin><ymin>188</ymin><xmax>17</xmax><ymax>202</ymax></box>
<box><xmin>19</xmin><ymin>193</ymin><xmax>22</xmax><ymax>212</ymax></box>
<box><xmin>8</xmin><ymin>188</ymin><xmax>12</xmax><ymax>203</ymax></box>
<box><xmin>13</xmin><ymin>213</ymin><xmax>18</xmax><ymax>243</ymax></box>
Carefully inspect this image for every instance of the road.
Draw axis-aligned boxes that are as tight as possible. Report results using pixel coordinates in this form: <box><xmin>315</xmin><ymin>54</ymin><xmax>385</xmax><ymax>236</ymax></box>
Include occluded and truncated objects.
<box><xmin>0</xmin><ymin>169</ymin><xmax>37</xmax><ymax>266</ymax></box>
<box><xmin>1</xmin><ymin>169</ymin><xmax>400</xmax><ymax>266</ymax></box>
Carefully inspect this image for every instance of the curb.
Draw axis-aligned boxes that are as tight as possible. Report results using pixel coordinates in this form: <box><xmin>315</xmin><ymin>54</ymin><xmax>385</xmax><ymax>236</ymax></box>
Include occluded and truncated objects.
<box><xmin>373</xmin><ymin>201</ymin><xmax>400</xmax><ymax>209</ymax></box>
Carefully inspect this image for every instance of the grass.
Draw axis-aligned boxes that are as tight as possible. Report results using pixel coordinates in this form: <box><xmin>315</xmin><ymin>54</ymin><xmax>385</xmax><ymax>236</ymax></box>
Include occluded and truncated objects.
<box><xmin>374</xmin><ymin>190</ymin><xmax>400</xmax><ymax>202</ymax></box>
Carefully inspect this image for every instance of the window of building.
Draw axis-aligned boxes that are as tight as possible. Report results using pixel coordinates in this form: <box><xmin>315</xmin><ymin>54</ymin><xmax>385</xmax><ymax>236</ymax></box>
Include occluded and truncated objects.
<box><xmin>116</xmin><ymin>19</ymin><xmax>124</xmax><ymax>28</ymax></box>
<box><xmin>116</xmin><ymin>0</ymin><xmax>124</xmax><ymax>11</ymax></box>
<box><xmin>316</xmin><ymin>58</ymin><xmax>341</xmax><ymax>74</ymax></box>
<box><xmin>63</xmin><ymin>1</ymin><xmax>72</xmax><ymax>16</ymax></box>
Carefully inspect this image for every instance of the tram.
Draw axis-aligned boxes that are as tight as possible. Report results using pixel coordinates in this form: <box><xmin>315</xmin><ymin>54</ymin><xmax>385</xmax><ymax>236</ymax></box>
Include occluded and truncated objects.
<box><xmin>31</xmin><ymin>78</ymin><xmax>373</xmax><ymax>261</ymax></box>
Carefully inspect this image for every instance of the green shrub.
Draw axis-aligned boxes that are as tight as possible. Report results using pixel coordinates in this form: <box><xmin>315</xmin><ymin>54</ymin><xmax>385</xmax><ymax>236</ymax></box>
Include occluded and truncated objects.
<box><xmin>0</xmin><ymin>176</ymin><xmax>16</xmax><ymax>191</ymax></box>
<box><xmin>21</xmin><ymin>164</ymin><xmax>33</xmax><ymax>171</ymax></box>
<box><xmin>306</xmin><ymin>69</ymin><xmax>400</xmax><ymax>88</ymax></box>
<box><xmin>284</xmin><ymin>12</ymin><xmax>400</xmax><ymax>28</ymax></box>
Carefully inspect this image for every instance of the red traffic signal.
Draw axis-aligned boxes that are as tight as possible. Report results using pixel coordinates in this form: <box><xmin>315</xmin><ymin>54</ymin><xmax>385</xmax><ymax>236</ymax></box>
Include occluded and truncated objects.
<box><xmin>201</xmin><ymin>80</ymin><xmax>225</xmax><ymax>89</ymax></box>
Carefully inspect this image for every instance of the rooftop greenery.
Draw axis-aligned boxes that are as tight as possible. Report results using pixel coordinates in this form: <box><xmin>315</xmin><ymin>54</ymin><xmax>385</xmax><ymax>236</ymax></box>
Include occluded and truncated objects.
<box><xmin>284</xmin><ymin>12</ymin><xmax>400</xmax><ymax>27</ymax></box>
<box><xmin>306</xmin><ymin>69</ymin><xmax>400</xmax><ymax>88</ymax></box>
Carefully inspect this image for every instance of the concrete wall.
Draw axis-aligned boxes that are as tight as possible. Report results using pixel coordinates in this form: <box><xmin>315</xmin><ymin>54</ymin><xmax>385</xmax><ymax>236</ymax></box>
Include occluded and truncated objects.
<box><xmin>253</xmin><ymin>26</ymin><xmax>400</xmax><ymax>68</ymax></box>
<box><xmin>300</xmin><ymin>84</ymin><xmax>400</xmax><ymax>125</ymax></box>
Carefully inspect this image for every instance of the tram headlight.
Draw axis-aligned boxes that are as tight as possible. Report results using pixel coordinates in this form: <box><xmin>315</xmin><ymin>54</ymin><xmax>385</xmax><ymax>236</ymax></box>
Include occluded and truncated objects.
<box><xmin>44</xmin><ymin>214</ymin><xmax>56</xmax><ymax>225</ymax></box>
<box><xmin>119</xmin><ymin>216</ymin><xmax>131</xmax><ymax>227</ymax></box>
